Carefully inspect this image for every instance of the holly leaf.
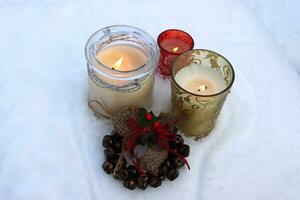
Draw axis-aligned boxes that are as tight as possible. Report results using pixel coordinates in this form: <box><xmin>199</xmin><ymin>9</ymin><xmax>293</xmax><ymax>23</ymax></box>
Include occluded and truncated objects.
<box><xmin>138</xmin><ymin>108</ymin><xmax>147</xmax><ymax>118</ymax></box>
<box><xmin>148</xmin><ymin>111</ymin><xmax>159</xmax><ymax>124</ymax></box>
<box><xmin>138</xmin><ymin>108</ymin><xmax>148</xmax><ymax>127</ymax></box>
<box><xmin>138</xmin><ymin>108</ymin><xmax>159</xmax><ymax>127</ymax></box>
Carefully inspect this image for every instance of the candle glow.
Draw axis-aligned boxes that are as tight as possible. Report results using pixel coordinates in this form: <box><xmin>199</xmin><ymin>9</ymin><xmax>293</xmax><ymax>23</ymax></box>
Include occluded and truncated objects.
<box><xmin>198</xmin><ymin>85</ymin><xmax>207</xmax><ymax>93</ymax></box>
<box><xmin>157</xmin><ymin>29</ymin><xmax>194</xmax><ymax>77</ymax></box>
<box><xmin>97</xmin><ymin>45</ymin><xmax>147</xmax><ymax>72</ymax></box>
<box><xmin>175</xmin><ymin>65</ymin><xmax>226</xmax><ymax>96</ymax></box>
<box><xmin>112</xmin><ymin>56</ymin><xmax>124</xmax><ymax>70</ymax></box>
<box><xmin>172</xmin><ymin>47</ymin><xmax>179</xmax><ymax>53</ymax></box>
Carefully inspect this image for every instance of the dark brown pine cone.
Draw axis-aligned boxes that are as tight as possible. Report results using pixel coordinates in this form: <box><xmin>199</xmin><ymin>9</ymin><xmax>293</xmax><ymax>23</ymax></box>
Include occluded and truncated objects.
<box><xmin>161</xmin><ymin>164</ymin><xmax>169</xmax><ymax>175</ymax></box>
<box><xmin>162</xmin><ymin>159</ymin><xmax>171</xmax><ymax>168</ymax></box>
<box><xmin>167</xmin><ymin>169</ymin><xmax>179</xmax><ymax>181</ymax></box>
<box><xmin>174</xmin><ymin>157</ymin><xmax>184</xmax><ymax>168</ymax></box>
<box><xmin>104</xmin><ymin>148</ymin><xmax>115</xmax><ymax>160</ymax></box>
<box><xmin>169</xmin><ymin>135</ymin><xmax>184</xmax><ymax>148</ymax></box>
<box><xmin>102</xmin><ymin>161</ymin><xmax>114</xmax><ymax>174</ymax></box>
<box><xmin>104</xmin><ymin>148</ymin><xmax>114</xmax><ymax>157</ymax></box>
<box><xmin>123</xmin><ymin>179</ymin><xmax>137</xmax><ymax>190</ymax></box>
<box><xmin>102</xmin><ymin>135</ymin><xmax>113</xmax><ymax>148</ymax></box>
<box><xmin>148</xmin><ymin>176</ymin><xmax>162</xmax><ymax>188</ymax></box>
<box><xmin>114</xmin><ymin>167</ymin><xmax>129</xmax><ymax>180</ymax></box>
<box><xmin>165</xmin><ymin>157</ymin><xmax>180</xmax><ymax>170</ymax></box>
<box><xmin>137</xmin><ymin>175</ymin><xmax>149</xmax><ymax>190</ymax></box>
<box><xmin>113</xmin><ymin>141</ymin><xmax>122</xmax><ymax>153</ymax></box>
<box><xmin>111</xmin><ymin>130</ymin><xmax>124</xmax><ymax>143</ymax></box>
<box><xmin>158</xmin><ymin>167</ymin><xmax>166</xmax><ymax>180</ymax></box>
<box><xmin>179</xmin><ymin>144</ymin><xmax>190</xmax><ymax>157</ymax></box>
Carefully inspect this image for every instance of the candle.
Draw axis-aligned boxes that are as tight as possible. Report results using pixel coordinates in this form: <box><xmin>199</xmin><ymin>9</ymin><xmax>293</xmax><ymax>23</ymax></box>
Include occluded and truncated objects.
<box><xmin>157</xmin><ymin>29</ymin><xmax>194</xmax><ymax>77</ymax></box>
<box><xmin>85</xmin><ymin>25</ymin><xmax>159</xmax><ymax>119</ymax></box>
<box><xmin>160</xmin><ymin>39</ymin><xmax>191</xmax><ymax>54</ymax></box>
<box><xmin>171</xmin><ymin>49</ymin><xmax>235</xmax><ymax>139</ymax></box>
<box><xmin>88</xmin><ymin>44</ymin><xmax>153</xmax><ymax>117</ymax></box>
<box><xmin>88</xmin><ymin>71</ymin><xmax>154</xmax><ymax>118</ymax></box>
<box><xmin>174</xmin><ymin>65</ymin><xmax>226</xmax><ymax>96</ymax></box>
<box><xmin>97</xmin><ymin>45</ymin><xmax>146</xmax><ymax>72</ymax></box>
<box><xmin>95</xmin><ymin>45</ymin><xmax>147</xmax><ymax>86</ymax></box>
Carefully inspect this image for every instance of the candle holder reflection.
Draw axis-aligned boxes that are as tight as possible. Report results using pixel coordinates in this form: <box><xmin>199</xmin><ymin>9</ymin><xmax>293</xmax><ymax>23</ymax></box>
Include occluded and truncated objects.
<box><xmin>85</xmin><ymin>25</ymin><xmax>159</xmax><ymax>119</ymax></box>
<box><xmin>171</xmin><ymin>49</ymin><xmax>235</xmax><ymax>139</ymax></box>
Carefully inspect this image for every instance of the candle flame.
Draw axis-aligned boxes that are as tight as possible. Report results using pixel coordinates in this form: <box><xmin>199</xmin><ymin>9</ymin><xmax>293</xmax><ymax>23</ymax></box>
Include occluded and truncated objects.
<box><xmin>172</xmin><ymin>47</ymin><xmax>179</xmax><ymax>53</ymax></box>
<box><xmin>112</xmin><ymin>56</ymin><xmax>124</xmax><ymax>70</ymax></box>
<box><xmin>197</xmin><ymin>85</ymin><xmax>208</xmax><ymax>92</ymax></box>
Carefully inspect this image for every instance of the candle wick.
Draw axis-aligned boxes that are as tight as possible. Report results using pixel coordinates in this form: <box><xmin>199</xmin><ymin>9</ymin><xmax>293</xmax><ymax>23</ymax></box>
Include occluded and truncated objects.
<box><xmin>112</xmin><ymin>67</ymin><xmax>115</xmax><ymax>70</ymax></box>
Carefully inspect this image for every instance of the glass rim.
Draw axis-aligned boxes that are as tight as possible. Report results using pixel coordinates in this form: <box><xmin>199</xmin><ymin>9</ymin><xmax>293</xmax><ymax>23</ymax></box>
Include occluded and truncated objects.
<box><xmin>171</xmin><ymin>49</ymin><xmax>235</xmax><ymax>97</ymax></box>
<box><xmin>157</xmin><ymin>29</ymin><xmax>194</xmax><ymax>55</ymax></box>
<box><xmin>85</xmin><ymin>25</ymin><xmax>159</xmax><ymax>80</ymax></box>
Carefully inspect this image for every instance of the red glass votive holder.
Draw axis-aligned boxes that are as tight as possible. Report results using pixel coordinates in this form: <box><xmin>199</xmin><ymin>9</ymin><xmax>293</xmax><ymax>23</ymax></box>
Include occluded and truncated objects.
<box><xmin>157</xmin><ymin>29</ymin><xmax>194</xmax><ymax>77</ymax></box>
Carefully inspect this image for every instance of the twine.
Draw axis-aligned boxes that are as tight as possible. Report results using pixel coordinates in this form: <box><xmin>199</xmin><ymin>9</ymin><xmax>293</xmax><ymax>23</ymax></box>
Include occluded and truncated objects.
<box><xmin>88</xmin><ymin>99</ymin><xmax>113</xmax><ymax>119</ymax></box>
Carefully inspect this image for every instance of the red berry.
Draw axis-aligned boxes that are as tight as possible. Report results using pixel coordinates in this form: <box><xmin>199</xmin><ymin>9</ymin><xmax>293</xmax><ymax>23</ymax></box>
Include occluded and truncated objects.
<box><xmin>145</xmin><ymin>113</ymin><xmax>153</xmax><ymax>121</ymax></box>
<box><xmin>153</xmin><ymin>121</ymin><xmax>160</xmax><ymax>128</ymax></box>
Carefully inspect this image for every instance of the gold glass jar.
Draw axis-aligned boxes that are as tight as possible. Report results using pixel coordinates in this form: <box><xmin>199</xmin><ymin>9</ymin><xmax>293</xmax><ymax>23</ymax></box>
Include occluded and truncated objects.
<box><xmin>171</xmin><ymin>49</ymin><xmax>235</xmax><ymax>139</ymax></box>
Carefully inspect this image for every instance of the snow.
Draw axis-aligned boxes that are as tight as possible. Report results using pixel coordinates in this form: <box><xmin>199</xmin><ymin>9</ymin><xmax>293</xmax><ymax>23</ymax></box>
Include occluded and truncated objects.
<box><xmin>241</xmin><ymin>0</ymin><xmax>300</xmax><ymax>73</ymax></box>
<box><xmin>0</xmin><ymin>0</ymin><xmax>300</xmax><ymax>199</ymax></box>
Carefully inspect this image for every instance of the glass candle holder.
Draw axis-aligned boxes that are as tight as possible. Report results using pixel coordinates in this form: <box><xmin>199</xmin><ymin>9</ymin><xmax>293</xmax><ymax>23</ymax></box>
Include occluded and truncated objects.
<box><xmin>171</xmin><ymin>49</ymin><xmax>235</xmax><ymax>139</ymax></box>
<box><xmin>85</xmin><ymin>25</ymin><xmax>159</xmax><ymax>119</ymax></box>
<box><xmin>157</xmin><ymin>29</ymin><xmax>194</xmax><ymax>77</ymax></box>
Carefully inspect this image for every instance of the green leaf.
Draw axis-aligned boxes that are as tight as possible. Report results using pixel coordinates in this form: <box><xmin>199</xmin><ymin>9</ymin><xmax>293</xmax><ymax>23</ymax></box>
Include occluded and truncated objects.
<box><xmin>137</xmin><ymin>108</ymin><xmax>160</xmax><ymax>127</ymax></box>
<box><xmin>138</xmin><ymin>108</ymin><xmax>147</xmax><ymax>117</ymax></box>
<box><xmin>147</xmin><ymin>111</ymin><xmax>159</xmax><ymax>126</ymax></box>
<box><xmin>138</xmin><ymin>108</ymin><xmax>148</xmax><ymax>127</ymax></box>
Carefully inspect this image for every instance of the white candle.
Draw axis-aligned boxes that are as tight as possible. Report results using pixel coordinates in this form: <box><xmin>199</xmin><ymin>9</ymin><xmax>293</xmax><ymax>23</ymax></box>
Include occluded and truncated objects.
<box><xmin>174</xmin><ymin>64</ymin><xmax>226</xmax><ymax>95</ymax></box>
<box><xmin>95</xmin><ymin>45</ymin><xmax>147</xmax><ymax>86</ymax></box>
<box><xmin>88</xmin><ymin>44</ymin><xmax>154</xmax><ymax>118</ymax></box>
<box><xmin>97</xmin><ymin>45</ymin><xmax>147</xmax><ymax>72</ymax></box>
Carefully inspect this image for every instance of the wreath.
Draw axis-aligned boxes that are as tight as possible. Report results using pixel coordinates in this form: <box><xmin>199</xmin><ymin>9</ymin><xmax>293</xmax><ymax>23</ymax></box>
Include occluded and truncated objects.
<box><xmin>101</xmin><ymin>107</ymin><xmax>190</xmax><ymax>190</ymax></box>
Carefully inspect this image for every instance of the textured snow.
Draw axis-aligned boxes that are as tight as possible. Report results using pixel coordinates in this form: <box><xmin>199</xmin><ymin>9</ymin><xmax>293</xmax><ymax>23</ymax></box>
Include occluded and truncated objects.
<box><xmin>0</xmin><ymin>0</ymin><xmax>300</xmax><ymax>199</ymax></box>
<box><xmin>241</xmin><ymin>0</ymin><xmax>300</xmax><ymax>73</ymax></box>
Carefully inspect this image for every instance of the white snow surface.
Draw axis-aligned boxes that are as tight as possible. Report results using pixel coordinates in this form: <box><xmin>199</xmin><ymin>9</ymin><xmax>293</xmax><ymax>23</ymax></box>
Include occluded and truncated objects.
<box><xmin>241</xmin><ymin>0</ymin><xmax>300</xmax><ymax>73</ymax></box>
<box><xmin>0</xmin><ymin>0</ymin><xmax>300</xmax><ymax>199</ymax></box>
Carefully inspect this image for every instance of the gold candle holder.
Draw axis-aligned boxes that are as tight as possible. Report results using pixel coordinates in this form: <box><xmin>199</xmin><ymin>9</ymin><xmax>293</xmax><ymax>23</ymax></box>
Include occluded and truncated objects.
<box><xmin>171</xmin><ymin>49</ymin><xmax>235</xmax><ymax>139</ymax></box>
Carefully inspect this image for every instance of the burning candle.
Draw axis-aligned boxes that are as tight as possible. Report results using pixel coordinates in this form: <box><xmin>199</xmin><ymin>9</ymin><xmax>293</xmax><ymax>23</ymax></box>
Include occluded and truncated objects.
<box><xmin>174</xmin><ymin>65</ymin><xmax>226</xmax><ymax>96</ymax></box>
<box><xmin>171</xmin><ymin>49</ymin><xmax>235</xmax><ymax>139</ymax></box>
<box><xmin>97</xmin><ymin>45</ymin><xmax>146</xmax><ymax>72</ymax></box>
<box><xmin>157</xmin><ymin>29</ymin><xmax>194</xmax><ymax>77</ymax></box>
<box><xmin>85</xmin><ymin>25</ymin><xmax>159</xmax><ymax>118</ymax></box>
<box><xmin>96</xmin><ymin>45</ymin><xmax>147</xmax><ymax>86</ymax></box>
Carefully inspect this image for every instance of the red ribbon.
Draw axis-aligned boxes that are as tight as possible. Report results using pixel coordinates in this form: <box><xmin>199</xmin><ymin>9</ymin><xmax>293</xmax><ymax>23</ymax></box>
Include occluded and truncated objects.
<box><xmin>125</xmin><ymin>117</ymin><xmax>190</xmax><ymax>175</ymax></box>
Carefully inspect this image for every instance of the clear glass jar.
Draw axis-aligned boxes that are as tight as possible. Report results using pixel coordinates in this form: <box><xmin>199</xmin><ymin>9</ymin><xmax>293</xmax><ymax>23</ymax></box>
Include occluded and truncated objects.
<box><xmin>85</xmin><ymin>25</ymin><xmax>159</xmax><ymax>118</ymax></box>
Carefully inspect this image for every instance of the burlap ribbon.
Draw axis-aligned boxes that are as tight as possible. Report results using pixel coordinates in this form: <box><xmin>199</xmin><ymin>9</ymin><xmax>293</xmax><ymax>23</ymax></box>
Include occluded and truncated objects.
<box><xmin>112</xmin><ymin>107</ymin><xmax>169</xmax><ymax>176</ymax></box>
